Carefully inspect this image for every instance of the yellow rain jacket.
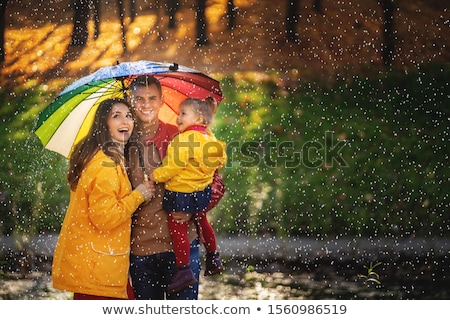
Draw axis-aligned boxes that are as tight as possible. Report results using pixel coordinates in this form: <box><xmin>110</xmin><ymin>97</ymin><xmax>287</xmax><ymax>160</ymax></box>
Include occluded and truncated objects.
<box><xmin>153</xmin><ymin>127</ymin><xmax>227</xmax><ymax>193</ymax></box>
<box><xmin>52</xmin><ymin>150</ymin><xmax>144</xmax><ymax>299</ymax></box>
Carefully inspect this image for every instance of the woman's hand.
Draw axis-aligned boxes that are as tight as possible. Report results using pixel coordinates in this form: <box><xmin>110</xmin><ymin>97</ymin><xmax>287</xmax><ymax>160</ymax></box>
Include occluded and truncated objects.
<box><xmin>136</xmin><ymin>181</ymin><xmax>156</xmax><ymax>203</ymax></box>
<box><xmin>142</xmin><ymin>180</ymin><xmax>155</xmax><ymax>197</ymax></box>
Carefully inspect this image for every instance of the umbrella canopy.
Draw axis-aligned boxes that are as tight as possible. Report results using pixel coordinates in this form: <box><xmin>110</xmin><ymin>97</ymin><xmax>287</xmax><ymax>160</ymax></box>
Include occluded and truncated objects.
<box><xmin>33</xmin><ymin>61</ymin><xmax>223</xmax><ymax>158</ymax></box>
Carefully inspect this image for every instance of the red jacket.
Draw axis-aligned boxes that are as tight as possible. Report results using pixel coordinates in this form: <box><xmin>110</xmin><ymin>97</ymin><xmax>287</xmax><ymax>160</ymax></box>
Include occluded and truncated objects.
<box><xmin>144</xmin><ymin>120</ymin><xmax>178</xmax><ymax>160</ymax></box>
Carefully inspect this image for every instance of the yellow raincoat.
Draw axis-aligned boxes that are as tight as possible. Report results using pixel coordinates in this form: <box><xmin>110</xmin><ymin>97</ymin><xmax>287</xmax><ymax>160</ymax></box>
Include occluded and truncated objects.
<box><xmin>153</xmin><ymin>128</ymin><xmax>227</xmax><ymax>192</ymax></box>
<box><xmin>52</xmin><ymin>150</ymin><xmax>144</xmax><ymax>299</ymax></box>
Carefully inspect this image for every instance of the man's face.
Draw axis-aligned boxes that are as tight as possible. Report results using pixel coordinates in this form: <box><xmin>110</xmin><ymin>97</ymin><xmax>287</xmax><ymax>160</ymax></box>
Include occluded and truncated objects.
<box><xmin>130</xmin><ymin>84</ymin><xmax>163</xmax><ymax>126</ymax></box>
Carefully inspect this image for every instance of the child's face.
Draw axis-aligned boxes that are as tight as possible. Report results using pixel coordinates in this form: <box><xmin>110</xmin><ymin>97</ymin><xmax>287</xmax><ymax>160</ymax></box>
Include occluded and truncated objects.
<box><xmin>176</xmin><ymin>104</ymin><xmax>203</xmax><ymax>132</ymax></box>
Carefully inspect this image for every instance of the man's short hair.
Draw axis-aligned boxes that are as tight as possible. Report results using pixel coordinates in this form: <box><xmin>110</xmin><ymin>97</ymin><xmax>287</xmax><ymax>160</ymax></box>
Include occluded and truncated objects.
<box><xmin>129</xmin><ymin>75</ymin><xmax>162</xmax><ymax>96</ymax></box>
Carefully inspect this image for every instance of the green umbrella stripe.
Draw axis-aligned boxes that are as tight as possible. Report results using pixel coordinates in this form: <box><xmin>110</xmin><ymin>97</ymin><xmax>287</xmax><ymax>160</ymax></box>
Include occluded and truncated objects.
<box><xmin>35</xmin><ymin>81</ymin><xmax>120</xmax><ymax>145</ymax></box>
<box><xmin>34</xmin><ymin>79</ymin><xmax>117</xmax><ymax>129</ymax></box>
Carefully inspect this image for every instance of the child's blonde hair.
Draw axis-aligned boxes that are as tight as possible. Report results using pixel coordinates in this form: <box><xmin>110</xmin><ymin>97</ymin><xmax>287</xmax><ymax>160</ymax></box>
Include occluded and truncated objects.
<box><xmin>181</xmin><ymin>97</ymin><xmax>217</xmax><ymax>125</ymax></box>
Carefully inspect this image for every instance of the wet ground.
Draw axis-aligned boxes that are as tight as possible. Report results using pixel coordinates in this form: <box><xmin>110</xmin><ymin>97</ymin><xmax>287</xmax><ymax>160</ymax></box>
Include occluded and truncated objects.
<box><xmin>2</xmin><ymin>235</ymin><xmax>450</xmax><ymax>299</ymax></box>
<box><xmin>1</xmin><ymin>254</ymin><xmax>449</xmax><ymax>300</ymax></box>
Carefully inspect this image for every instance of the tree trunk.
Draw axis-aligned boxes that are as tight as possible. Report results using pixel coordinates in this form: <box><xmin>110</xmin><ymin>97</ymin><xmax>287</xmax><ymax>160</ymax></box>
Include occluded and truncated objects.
<box><xmin>313</xmin><ymin>0</ymin><xmax>322</xmax><ymax>14</ymax></box>
<box><xmin>130</xmin><ymin>0</ymin><xmax>136</xmax><ymax>23</ymax></box>
<box><xmin>195</xmin><ymin>0</ymin><xmax>209</xmax><ymax>46</ymax></box>
<box><xmin>380</xmin><ymin>0</ymin><xmax>395</xmax><ymax>66</ymax></box>
<box><xmin>227</xmin><ymin>0</ymin><xmax>235</xmax><ymax>30</ymax></box>
<box><xmin>70</xmin><ymin>0</ymin><xmax>90</xmax><ymax>46</ymax></box>
<box><xmin>0</xmin><ymin>0</ymin><xmax>7</xmax><ymax>62</ymax></box>
<box><xmin>92</xmin><ymin>0</ymin><xmax>101</xmax><ymax>39</ymax></box>
<box><xmin>286</xmin><ymin>0</ymin><xmax>299</xmax><ymax>42</ymax></box>
<box><xmin>117</xmin><ymin>0</ymin><xmax>126</xmax><ymax>51</ymax></box>
<box><xmin>167</xmin><ymin>0</ymin><xmax>178</xmax><ymax>29</ymax></box>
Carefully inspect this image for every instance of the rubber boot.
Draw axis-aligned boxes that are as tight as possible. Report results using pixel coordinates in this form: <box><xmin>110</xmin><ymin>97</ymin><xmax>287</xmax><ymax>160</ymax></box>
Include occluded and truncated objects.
<box><xmin>204</xmin><ymin>252</ymin><xmax>224</xmax><ymax>276</ymax></box>
<box><xmin>167</xmin><ymin>265</ymin><xmax>197</xmax><ymax>294</ymax></box>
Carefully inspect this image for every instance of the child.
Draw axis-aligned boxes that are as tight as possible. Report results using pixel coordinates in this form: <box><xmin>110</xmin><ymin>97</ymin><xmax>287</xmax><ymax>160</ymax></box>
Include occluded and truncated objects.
<box><xmin>194</xmin><ymin>97</ymin><xmax>227</xmax><ymax>275</ymax></box>
<box><xmin>151</xmin><ymin>97</ymin><xmax>227</xmax><ymax>293</ymax></box>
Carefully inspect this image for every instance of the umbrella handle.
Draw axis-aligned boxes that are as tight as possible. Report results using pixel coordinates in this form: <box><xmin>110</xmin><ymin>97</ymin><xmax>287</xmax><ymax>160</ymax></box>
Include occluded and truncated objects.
<box><xmin>137</xmin><ymin>143</ymin><xmax>149</xmax><ymax>182</ymax></box>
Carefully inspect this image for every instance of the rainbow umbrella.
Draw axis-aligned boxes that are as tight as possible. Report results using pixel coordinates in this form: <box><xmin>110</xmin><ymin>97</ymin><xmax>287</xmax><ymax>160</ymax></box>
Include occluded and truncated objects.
<box><xmin>33</xmin><ymin>60</ymin><xmax>223</xmax><ymax>158</ymax></box>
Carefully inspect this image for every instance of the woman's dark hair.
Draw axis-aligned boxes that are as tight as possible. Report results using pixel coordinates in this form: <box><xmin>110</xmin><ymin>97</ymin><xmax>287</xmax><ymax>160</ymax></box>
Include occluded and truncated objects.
<box><xmin>67</xmin><ymin>98</ymin><xmax>132</xmax><ymax>191</ymax></box>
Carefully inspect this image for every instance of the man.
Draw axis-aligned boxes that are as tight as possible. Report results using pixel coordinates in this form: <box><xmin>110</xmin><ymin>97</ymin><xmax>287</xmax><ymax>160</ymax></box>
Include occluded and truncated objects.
<box><xmin>127</xmin><ymin>75</ymin><xmax>200</xmax><ymax>300</ymax></box>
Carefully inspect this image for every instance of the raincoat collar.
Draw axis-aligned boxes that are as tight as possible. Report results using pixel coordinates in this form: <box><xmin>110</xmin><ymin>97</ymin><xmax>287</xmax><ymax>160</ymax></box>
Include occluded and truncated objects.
<box><xmin>143</xmin><ymin>120</ymin><xmax>178</xmax><ymax>159</ymax></box>
<box><xmin>184</xmin><ymin>124</ymin><xmax>208</xmax><ymax>133</ymax></box>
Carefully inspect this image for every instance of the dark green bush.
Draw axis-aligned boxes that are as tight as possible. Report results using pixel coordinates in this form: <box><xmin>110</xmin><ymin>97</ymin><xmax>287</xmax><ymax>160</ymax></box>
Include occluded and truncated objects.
<box><xmin>0</xmin><ymin>86</ymin><xmax>68</xmax><ymax>235</ymax></box>
<box><xmin>212</xmin><ymin>63</ymin><xmax>450</xmax><ymax>238</ymax></box>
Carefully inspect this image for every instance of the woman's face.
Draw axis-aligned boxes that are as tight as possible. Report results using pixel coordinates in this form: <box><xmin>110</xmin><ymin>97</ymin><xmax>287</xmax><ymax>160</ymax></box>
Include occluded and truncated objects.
<box><xmin>107</xmin><ymin>103</ymin><xmax>134</xmax><ymax>143</ymax></box>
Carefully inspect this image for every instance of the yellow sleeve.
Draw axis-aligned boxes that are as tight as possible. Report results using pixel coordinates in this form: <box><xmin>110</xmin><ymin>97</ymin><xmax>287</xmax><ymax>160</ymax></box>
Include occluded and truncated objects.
<box><xmin>153</xmin><ymin>134</ymin><xmax>189</xmax><ymax>183</ymax></box>
<box><xmin>85</xmin><ymin>164</ymin><xmax>143</xmax><ymax>231</ymax></box>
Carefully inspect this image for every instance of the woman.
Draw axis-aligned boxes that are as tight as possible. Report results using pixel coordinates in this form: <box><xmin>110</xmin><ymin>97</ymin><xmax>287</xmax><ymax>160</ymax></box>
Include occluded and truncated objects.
<box><xmin>52</xmin><ymin>98</ymin><xmax>154</xmax><ymax>300</ymax></box>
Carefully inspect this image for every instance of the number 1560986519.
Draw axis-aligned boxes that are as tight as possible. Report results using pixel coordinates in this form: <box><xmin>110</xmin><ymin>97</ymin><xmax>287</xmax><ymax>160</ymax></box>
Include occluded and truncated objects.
<box><xmin>268</xmin><ymin>304</ymin><xmax>347</xmax><ymax>315</ymax></box>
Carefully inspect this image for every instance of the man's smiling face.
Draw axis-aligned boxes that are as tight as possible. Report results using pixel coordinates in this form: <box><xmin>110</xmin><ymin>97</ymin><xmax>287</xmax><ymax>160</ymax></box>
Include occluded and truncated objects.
<box><xmin>130</xmin><ymin>84</ymin><xmax>164</xmax><ymax>127</ymax></box>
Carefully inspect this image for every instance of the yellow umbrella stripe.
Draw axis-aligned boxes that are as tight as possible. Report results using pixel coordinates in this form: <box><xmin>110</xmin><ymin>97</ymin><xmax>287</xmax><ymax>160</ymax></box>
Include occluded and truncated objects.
<box><xmin>35</xmin><ymin>81</ymin><xmax>114</xmax><ymax>145</ymax></box>
<box><xmin>73</xmin><ymin>84</ymin><xmax>125</xmax><ymax>148</ymax></box>
<box><xmin>42</xmin><ymin>81</ymin><xmax>125</xmax><ymax>158</ymax></box>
